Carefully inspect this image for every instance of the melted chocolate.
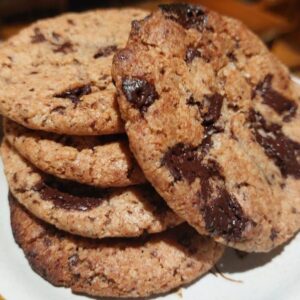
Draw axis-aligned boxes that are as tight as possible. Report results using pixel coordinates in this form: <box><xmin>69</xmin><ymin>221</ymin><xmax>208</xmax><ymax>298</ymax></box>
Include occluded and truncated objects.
<box><xmin>254</xmin><ymin>74</ymin><xmax>297</xmax><ymax>121</ymax></box>
<box><xmin>201</xmin><ymin>186</ymin><xmax>249</xmax><ymax>240</ymax></box>
<box><xmin>54</xmin><ymin>84</ymin><xmax>92</xmax><ymax>104</ymax></box>
<box><xmin>187</xmin><ymin>93</ymin><xmax>223</xmax><ymax>127</ymax></box>
<box><xmin>162</xmin><ymin>143</ymin><xmax>216</xmax><ymax>183</ymax></box>
<box><xmin>34</xmin><ymin>176</ymin><xmax>109</xmax><ymax>211</ymax></box>
<box><xmin>122</xmin><ymin>77</ymin><xmax>159</xmax><ymax>113</ymax></box>
<box><xmin>162</xmin><ymin>143</ymin><xmax>250</xmax><ymax>240</ymax></box>
<box><xmin>202</xmin><ymin>93</ymin><xmax>224</xmax><ymax>126</ymax></box>
<box><xmin>159</xmin><ymin>3</ymin><xmax>207</xmax><ymax>31</ymax></box>
<box><xmin>185</xmin><ymin>47</ymin><xmax>201</xmax><ymax>63</ymax></box>
<box><xmin>249</xmin><ymin>110</ymin><xmax>300</xmax><ymax>178</ymax></box>
<box><xmin>53</xmin><ymin>41</ymin><xmax>74</xmax><ymax>54</ymax></box>
<box><xmin>31</xmin><ymin>28</ymin><xmax>46</xmax><ymax>43</ymax></box>
<box><xmin>94</xmin><ymin>45</ymin><xmax>118</xmax><ymax>59</ymax></box>
<box><xmin>162</xmin><ymin>92</ymin><xmax>251</xmax><ymax>240</ymax></box>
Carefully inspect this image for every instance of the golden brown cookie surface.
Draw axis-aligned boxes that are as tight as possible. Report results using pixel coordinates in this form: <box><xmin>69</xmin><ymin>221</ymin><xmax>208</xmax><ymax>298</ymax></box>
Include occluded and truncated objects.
<box><xmin>112</xmin><ymin>4</ymin><xmax>300</xmax><ymax>252</ymax></box>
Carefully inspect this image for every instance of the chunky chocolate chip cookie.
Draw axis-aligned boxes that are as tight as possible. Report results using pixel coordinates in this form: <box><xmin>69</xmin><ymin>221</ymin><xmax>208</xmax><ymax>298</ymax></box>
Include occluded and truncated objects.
<box><xmin>4</xmin><ymin>118</ymin><xmax>146</xmax><ymax>187</ymax></box>
<box><xmin>10</xmin><ymin>196</ymin><xmax>224</xmax><ymax>298</ymax></box>
<box><xmin>0</xmin><ymin>9</ymin><xmax>148</xmax><ymax>135</ymax></box>
<box><xmin>112</xmin><ymin>4</ymin><xmax>300</xmax><ymax>252</ymax></box>
<box><xmin>2</xmin><ymin>141</ymin><xmax>182</xmax><ymax>238</ymax></box>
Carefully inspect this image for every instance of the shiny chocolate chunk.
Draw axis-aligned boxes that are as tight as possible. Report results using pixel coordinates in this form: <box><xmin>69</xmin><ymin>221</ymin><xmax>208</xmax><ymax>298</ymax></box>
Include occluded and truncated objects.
<box><xmin>160</xmin><ymin>3</ymin><xmax>207</xmax><ymax>31</ymax></box>
<box><xmin>34</xmin><ymin>176</ymin><xmax>109</xmax><ymax>211</ymax></box>
<box><xmin>254</xmin><ymin>74</ymin><xmax>297</xmax><ymax>121</ymax></box>
<box><xmin>54</xmin><ymin>84</ymin><xmax>92</xmax><ymax>104</ymax></box>
<box><xmin>249</xmin><ymin>109</ymin><xmax>300</xmax><ymax>178</ymax></box>
<box><xmin>122</xmin><ymin>77</ymin><xmax>159</xmax><ymax>113</ymax></box>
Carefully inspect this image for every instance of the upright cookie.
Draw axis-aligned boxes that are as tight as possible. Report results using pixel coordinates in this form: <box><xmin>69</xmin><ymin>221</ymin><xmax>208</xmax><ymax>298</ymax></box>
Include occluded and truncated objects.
<box><xmin>10</xmin><ymin>196</ymin><xmax>224</xmax><ymax>298</ymax></box>
<box><xmin>112</xmin><ymin>4</ymin><xmax>300</xmax><ymax>252</ymax></box>
<box><xmin>2</xmin><ymin>141</ymin><xmax>182</xmax><ymax>238</ymax></box>
<box><xmin>0</xmin><ymin>9</ymin><xmax>148</xmax><ymax>135</ymax></box>
<box><xmin>4</xmin><ymin>118</ymin><xmax>146</xmax><ymax>187</ymax></box>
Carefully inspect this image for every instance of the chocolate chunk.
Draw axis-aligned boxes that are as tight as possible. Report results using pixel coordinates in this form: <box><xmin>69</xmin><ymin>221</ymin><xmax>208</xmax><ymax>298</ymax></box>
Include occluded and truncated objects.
<box><xmin>34</xmin><ymin>176</ymin><xmax>109</xmax><ymax>211</ymax></box>
<box><xmin>187</xmin><ymin>93</ymin><xmax>223</xmax><ymax>126</ymax></box>
<box><xmin>162</xmin><ymin>142</ymin><xmax>251</xmax><ymax>241</ymax></box>
<box><xmin>185</xmin><ymin>47</ymin><xmax>201</xmax><ymax>63</ymax></box>
<box><xmin>53</xmin><ymin>41</ymin><xmax>74</xmax><ymax>54</ymax></box>
<box><xmin>201</xmin><ymin>186</ymin><xmax>250</xmax><ymax>240</ymax></box>
<box><xmin>162</xmin><ymin>143</ymin><xmax>208</xmax><ymax>183</ymax></box>
<box><xmin>254</xmin><ymin>74</ymin><xmax>297</xmax><ymax>121</ymax></box>
<box><xmin>94</xmin><ymin>45</ymin><xmax>118</xmax><ymax>59</ymax></box>
<box><xmin>54</xmin><ymin>84</ymin><xmax>92</xmax><ymax>104</ymax></box>
<box><xmin>122</xmin><ymin>77</ymin><xmax>159</xmax><ymax>113</ymax></box>
<box><xmin>159</xmin><ymin>3</ymin><xmax>207</xmax><ymax>31</ymax></box>
<box><xmin>202</xmin><ymin>93</ymin><xmax>224</xmax><ymax>126</ymax></box>
<box><xmin>31</xmin><ymin>28</ymin><xmax>46</xmax><ymax>43</ymax></box>
<box><xmin>249</xmin><ymin>109</ymin><xmax>300</xmax><ymax>178</ymax></box>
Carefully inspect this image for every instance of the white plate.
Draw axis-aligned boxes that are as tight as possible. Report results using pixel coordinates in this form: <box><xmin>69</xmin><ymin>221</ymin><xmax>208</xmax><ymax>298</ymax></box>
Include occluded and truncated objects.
<box><xmin>1</xmin><ymin>78</ymin><xmax>300</xmax><ymax>300</ymax></box>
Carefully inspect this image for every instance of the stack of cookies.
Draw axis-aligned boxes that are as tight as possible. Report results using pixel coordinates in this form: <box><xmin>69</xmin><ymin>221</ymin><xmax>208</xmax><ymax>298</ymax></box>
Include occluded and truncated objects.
<box><xmin>0</xmin><ymin>8</ymin><xmax>224</xmax><ymax>299</ymax></box>
<box><xmin>0</xmin><ymin>3</ymin><xmax>300</xmax><ymax>299</ymax></box>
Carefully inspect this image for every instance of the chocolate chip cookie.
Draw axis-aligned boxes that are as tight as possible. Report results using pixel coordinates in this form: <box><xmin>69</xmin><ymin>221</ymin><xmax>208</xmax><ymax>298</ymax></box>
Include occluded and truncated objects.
<box><xmin>112</xmin><ymin>4</ymin><xmax>300</xmax><ymax>252</ymax></box>
<box><xmin>10</xmin><ymin>196</ymin><xmax>224</xmax><ymax>298</ymax></box>
<box><xmin>4</xmin><ymin>118</ymin><xmax>146</xmax><ymax>187</ymax></box>
<box><xmin>0</xmin><ymin>9</ymin><xmax>148</xmax><ymax>135</ymax></box>
<box><xmin>2</xmin><ymin>141</ymin><xmax>182</xmax><ymax>238</ymax></box>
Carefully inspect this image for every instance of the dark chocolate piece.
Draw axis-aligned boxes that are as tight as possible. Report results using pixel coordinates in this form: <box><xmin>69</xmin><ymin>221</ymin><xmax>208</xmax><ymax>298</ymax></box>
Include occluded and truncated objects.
<box><xmin>201</xmin><ymin>185</ymin><xmax>250</xmax><ymax>241</ymax></box>
<box><xmin>34</xmin><ymin>176</ymin><xmax>109</xmax><ymax>211</ymax></box>
<box><xmin>31</xmin><ymin>28</ymin><xmax>46</xmax><ymax>43</ymax></box>
<box><xmin>254</xmin><ymin>74</ymin><xmax>297</xmax><ymax>121</ymax></box>
<box><xmin>202</xmin><ymin>93</ymin><xmax>224</xmax><ymax>126</ymax></box>
<box><xmin>249</xmin><ymin>109</ymin><xmax>300</xmax><ymax>178</ymax></box>
<box><xmin>94</xmin><ymin>45</ymin><xmax>118</xmax><ymax>59</ymax></box>
<box><xmin>122</xmin><ymin>77</ymin><xmax>159</xmax><ymax>113</ymax></box>
<box><xmin>159</xmin><ymin>3</ymin><xmax>207</xmax><ymax>31</ymax></box>
<box><xmin>162</xmin><ymin>142</ymin><xmax>251</xmax><ymax>241</ymax></box>
<box><xmin>187</xmin><ymin>93</ymin><xmax>223</xmax><ymax>127</ymax></box>
<box><xmin>53</xmin><ymin>41</ymin><xmax>74</xmax><ymax>54</ymax></box>
<box><xmin>54</xmin><ymin>84</ymin><xmax>92</xmax><ymax>104</ymax></box>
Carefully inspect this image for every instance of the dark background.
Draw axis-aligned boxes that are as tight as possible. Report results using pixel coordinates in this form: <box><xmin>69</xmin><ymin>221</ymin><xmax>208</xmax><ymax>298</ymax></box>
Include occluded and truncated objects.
<box><xmin>0</xmin><ymin>0</ymin><xmax>299</xmax><ymax>76</ymax></box>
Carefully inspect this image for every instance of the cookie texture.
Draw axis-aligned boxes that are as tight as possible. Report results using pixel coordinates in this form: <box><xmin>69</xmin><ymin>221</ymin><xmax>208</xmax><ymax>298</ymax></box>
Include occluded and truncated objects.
<box><xmin>4</xmin><ymin>118</ymin><xmax>146</xmax><ymax>187</ymax></box>
<box><xmin>2</xmin><ymin>141</ymin><xmax>182</xmax><ymax>238</ymax></box>
<box><xmin>112</xmin><ymin>4</ymin><xmax>300</xmax><ymax>252</ymax></box>
<box><xmin>10</xmin><ymin>196</ymin><xmax>224</xmax><ymax>298</ymax></box>
<box><xmin>0</xmin><ymin>9</ymin><xmax>148</xmax><ymax>135</ymax></box>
